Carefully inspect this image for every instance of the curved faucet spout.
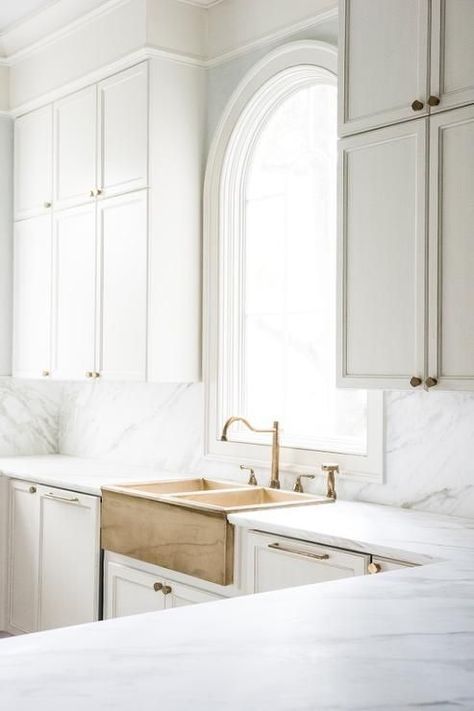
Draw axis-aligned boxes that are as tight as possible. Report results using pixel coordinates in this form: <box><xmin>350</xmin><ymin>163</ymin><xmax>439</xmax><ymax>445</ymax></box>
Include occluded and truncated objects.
<box><xmin>220</xmin><ymin>416</ymin><xmax>280</xmax><ymax>489</ymax></box>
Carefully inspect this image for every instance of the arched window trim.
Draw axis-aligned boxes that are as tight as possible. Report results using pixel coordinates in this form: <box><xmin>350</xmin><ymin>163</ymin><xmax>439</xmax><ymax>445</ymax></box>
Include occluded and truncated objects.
<box><xmin>204</xmin><ymin>41</ymin><xmax>384</xmax><ymax>483</ymax></box>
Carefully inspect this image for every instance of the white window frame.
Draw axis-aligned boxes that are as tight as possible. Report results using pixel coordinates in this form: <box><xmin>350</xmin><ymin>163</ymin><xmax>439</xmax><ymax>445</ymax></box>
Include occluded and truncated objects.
<box><xmin>203</xmin><ymin>41</ymin><xmax>384</xmax><ymax>483</ymax></box>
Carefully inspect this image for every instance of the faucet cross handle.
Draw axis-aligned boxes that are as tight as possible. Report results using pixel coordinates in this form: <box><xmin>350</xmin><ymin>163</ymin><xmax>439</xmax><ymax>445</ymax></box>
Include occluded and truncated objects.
<box><xmin>293</xmin><ymin>474</ymin><xmax>315</xmax><ymax>493</ymax></box>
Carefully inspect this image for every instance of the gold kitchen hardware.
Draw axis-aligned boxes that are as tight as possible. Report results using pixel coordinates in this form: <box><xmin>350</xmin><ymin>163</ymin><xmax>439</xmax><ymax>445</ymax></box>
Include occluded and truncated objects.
<box><xmin>240</xmin><ymin>464</ymin><xmax>257</xmax><ymax>486</ymax></box>
<box><xmin>410</xmin><ymin>376</ymin><xmax>422</xmax><ymax>388</ymax></box>
<box><xmin>425</xmin><ymin>377</ymin><xmax>438</xmax><ymax>388</ymax></box>
<box><xmin>368</xmin><ymin>562</ymin><xmax>381</xmax><ymax>574</ymax></box>
<box><xmin>43</xmin><ymin>201</ymin><xmax>52</xmax><ymax>208</ymax></box>
<box><xmin>221</xmin><ymin>417</ymin><xmax>281</xmax><ymax>489</ymax></box>
<box><xmin>411</xmin><ymin>99</ymin><xmax>424</xmax><ymax>111</ymax></box>
<box><xmin>268</xmin><ymin>542</ymin><xmax>329</xmax><ymax>561</ymax></box>
<box><xmin>29</xmin><ymin>486</ymin><xmax>37</xmax><ymax>494</ymax></box>
<box><xmin>42</xmin><ymin>370</ymin><xmax>50</xmax><ymax>377</ymax></box>
<box><xmin>92</xmin><ymin>372</ymin><xmax>101</xmax><ymax>379</ymax></box>
<box><xmin>427</xmin><ymin>96</ymin><xmax>440</xmax><ymax>107</ymax></box>
<box><xmin>44</xmin><ymin>492</ymin><xmax>80</xmax><ymax>503</ymax></box>
<box><xmin>85</xmin><ymin>371</ymin><xmax>94</xmax><ymax>378</ymax></box>
<box><xmin>153</xmin><ymin>582</ymin><xmax>163</xmax><ymax>592</ymax></box>
<box><xmin>162</xmin><ymin>585</ymin><xmax>172</xmax><ymax>595</ymax></box>
<box><xmin>96</xmin><ymin>188</ymin><xmax>103</xmax><ymax>196</ymax></box>
<box><xmin>293</xmin><ymin>474</ymin><xmax>315</xmax><ymax>493</ymax></box>
<box><xmin>321</xmin><ymin>463</ymin><xmax>339</xmax><ymax>500</ymax></box>
<box><xmin>89</xmin><ymin>189</ymin><xmax>95</xmax><ymax>197</ymax></box>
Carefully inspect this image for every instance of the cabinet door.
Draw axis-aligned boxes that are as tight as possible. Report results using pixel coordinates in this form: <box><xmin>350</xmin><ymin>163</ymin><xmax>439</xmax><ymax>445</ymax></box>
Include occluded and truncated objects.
<box><xmin>246</xmin><ymin>532</ymin><xmax>369</xmax><ymax>594</ymax></box>
<box><xmin>430</xmin><ymin>0</ymin><xmax>474</xmax><ymax>113</ymax></box>
<box><xmin>339</xmin><ymin>0</ymin><xmax>429</xmax><ymax>135</ymax></box>
<box><xmin>53</xmin><ymin>85</ymin><xmax>97</xmax><ymax>211</ymax></box>
<box><xmin>8</xmin><ymin>480</ymin><xmax>40</xmax><ymax>633</ymax></box>
<box><xmin>51</xmin><ymin>205</ymin><xmax>97</xmax><ymax>380</ymax></box>
<box><xmin>104</xmin><ymin>562</ymin><xmax>166</xmax><ymax>619</ymax></box>
<box><xmin>338</xmin><ymin>119</ymin><xmax>427</xmax><ymax>389</ymax></box>
<box><xmin>428</xmin><ymin>105</ymin><xmax>474</xmax><ymax>390</ymax></box>
<box><xmin>37</xmin><ymin>486</ymin><xmax>100</xmax><ymax>631</ymax></box>
<box><xmin>163</xmin><ymin>580</ymin><xmax>219</xmax><ymax>610</ymax></box>
<box><xmin>14</xmin><ymin>105</ymin><xmax>53</xmax><ymax>220</ymax></box>
<box><xmin>13</xmin><ymin>215</ymin><xmax>52</xmax><ymax>378</ymax></box>
<box><xmin>98</xmin><ymin>63</ymin><xmax>148</xmax><ymax>199</ymax></box>
<box><xmin>97</xmin><ymin>191</ymin><xmax>148</xmax><ymax>381</ymax></box>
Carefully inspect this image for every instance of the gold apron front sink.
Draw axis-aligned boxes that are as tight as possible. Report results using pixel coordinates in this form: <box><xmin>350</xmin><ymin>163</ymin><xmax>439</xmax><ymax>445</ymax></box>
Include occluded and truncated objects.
<box><xmin>101</xmin><ymin>478</ymin><xmax>332</xmax><ymax>586</ymax></box>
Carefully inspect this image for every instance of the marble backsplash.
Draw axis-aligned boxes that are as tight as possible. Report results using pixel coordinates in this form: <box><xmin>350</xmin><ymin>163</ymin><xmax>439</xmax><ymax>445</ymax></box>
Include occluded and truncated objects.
<box><xmin>1</xmin><ymin>377</ymin><xmax>473</xmax><ymax>518</ymax></box>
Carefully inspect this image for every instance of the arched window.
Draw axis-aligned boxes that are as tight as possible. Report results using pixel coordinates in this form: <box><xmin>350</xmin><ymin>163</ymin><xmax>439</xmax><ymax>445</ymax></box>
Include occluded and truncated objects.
<box><xmin>205</xmin><ymin>42</ymin><xmax>382</xmax><ymax>481</ymax></box>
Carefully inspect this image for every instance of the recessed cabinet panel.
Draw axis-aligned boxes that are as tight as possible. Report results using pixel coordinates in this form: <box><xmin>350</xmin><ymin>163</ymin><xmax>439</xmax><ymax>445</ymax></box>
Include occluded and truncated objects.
<box><xmin>339</xmin><ymin>0</ymin><xmax>429</xmax><ymax>135</ymax></box>
<box><xmin>97</xmin><ymin>191</ymin><xmax>148</xmax><ymax>381</ymax></box>
<box><xmin>431</xmin><ymin>0</ymin><xmax>474</xmax><ymax>112</ymax></box>
<box><xmin>105</xmin><ymin>562</ymin><xmax>166</xmax><ymax>619</ymax></box>
<box><xmin>8</xmin><ymin>480</ymin><xmax>40</xmax><ymax>633</ymax></box>
<box><xmin>38</xmin><ymin>487</ymin><xmax>100</xmax><ymax>630</ymax></box>
<box><xmin>98</xmin><ymin>63</ymin><xmax>148</xmax><ymax>198</ymax></box>
<box><xmin>429</xmin><ymin>105</ymin><xmax>474</xmax><ymax>388</ymax></box>
<box><xmin>338</xmin><ymin>120</ymin><xmax>427</xmax><ymax>388</ymax></box>
<box><xmin>51</xmin><ymin>205</ymin><xmax>97</xmax><ymax>380</ymax></box>
<box><xmin>54</xmin><ymin>85</ymin><xmax>97</xmax><ymax>210</ymax></box>
<box><xmin>13</xmin><ymin>215</ymin><xmax>52</xmax><ymax>378</ymax></box>
<box><xmin>14</xmin><ymin>105</ymin><xmax>53</xmax><ymax>220</ymax></box>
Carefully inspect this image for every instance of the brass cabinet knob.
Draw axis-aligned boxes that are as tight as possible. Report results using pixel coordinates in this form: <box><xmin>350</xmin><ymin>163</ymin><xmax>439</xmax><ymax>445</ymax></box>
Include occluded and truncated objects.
<box><xmin>29</xmin><ymin>486</ymin><xmax>37</xmax><ymax>494</ymax></box>
<box><xmin>93</xmin><ymin>371</ymin><xmax>101</xmax><ymax>379</ymax></box>
<box><xmin>85</xmin><ymin>371</ymin><xmax>94</xmax><ymax>378</ymax></box>
<box><xmin>425</xmin><ymin>377</ymin><xmax>438</xmax><ymax>388</ymax></box>
<box><xmin>89</xmin><ymin>189</ymin><xmax>95</xmax><ymax>198</ymax></box>
<box><xmin>368</xmin><ymin>562</ymin><xmax>381</xmax><ymax>575</ymax></box>
<box><xmin>43</xmin><ymin>201</ymin><xmax>52</xmax><ymax>208</ymax></box>
<box><xmin>96</xmin><ymin>188</ymin><xmax>103</xmax><ymax>196</ymax></box>
<box><xmin>42</xmin><ymin>369</ymin><xmax>50</xmax><ymax>377</ymax></box>
<box><xmin>410</xmin><ymin>376</ymin><xmax>422</xmax><ymax>388</ymax></box>
<box><xmin>162</xmin><ymin>585</ymin><xmax>172</xmax><ymax>595</ymax></box>
<box><xmin>153</xmin><ymin>582</ymin><xmax>163</xmax><ymax>592</ymax></box>
<box><xmin>411</xmin><ymin>99</ymin><xmax>424</xmax><ymax>111</ymax></box>
<box><xmin>427</xmin><ymin>95</ymin><xmax>440</xmax><ymax>107</ymax></box>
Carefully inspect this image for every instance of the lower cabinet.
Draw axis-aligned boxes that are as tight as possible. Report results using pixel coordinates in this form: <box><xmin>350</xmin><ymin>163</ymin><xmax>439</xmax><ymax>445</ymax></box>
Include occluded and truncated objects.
<box><xmin>104</xmin><ymin>559</ymin><xmax>221</xmax><ymax>619</ymax></box>
<box><xmin>8</xmin><ymin>479</ymin><xmax>100</xmax><ymax>633</ymax></box>
<box><xmin>245</xmin><ymin>531</ymin><xmax>370</xmax><ymax>593</ymax></box>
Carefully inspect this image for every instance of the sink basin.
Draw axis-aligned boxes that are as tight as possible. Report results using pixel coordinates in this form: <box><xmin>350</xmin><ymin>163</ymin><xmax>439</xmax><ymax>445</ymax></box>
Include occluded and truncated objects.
<box><xmin>110</xmin><ymin>477</ymin><xmax>243</xmax><ymax>498</ymax></box>
<box><xmin>171</xmin><ymin>486</ymin><xmax>326</xmax><ymax>512</ymax></box>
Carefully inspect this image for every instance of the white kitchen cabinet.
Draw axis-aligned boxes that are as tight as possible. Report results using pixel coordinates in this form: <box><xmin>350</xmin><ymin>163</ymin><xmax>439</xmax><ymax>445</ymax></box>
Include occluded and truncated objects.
<box><xmin>369</xmin><ymin>556</ymin><xmax>416</xmax><ymax>575</ymax></box>
<box><xmin>37</xmin><ymin>485</ymin><xmax>100</xmax><ymax>631</ymax></box>
<box><xmin>13</xmin><ymin>215</ymin><xmax>52</xmax><ymax>378</ymax></box>
<box><xmin>338</xmin><ymin>119</ymin><xmax>427</xmax><ymax>389</ymax></box>
<box><xmin>98</xmin><ymin>63</ymin><xmax>148</xmax><ymax>199</ymax></box>
<box><xmin>339</xmin><ymin>0</ymin><xmax>430</xmax><ymax>135</ymax></box>
<box><xmin>104</xmin><ymin>559</ymin><xmax>219</xmax><ymax>620</ymax></box>
<box><xmin>430</xmin><ymin>0</ymin><xmax>474</xmax><ymax>113</ymax></box>
<box><xmin>51</xmin><ymin>204</ymin><xmax>97</xmax><ymax>380</ymax></box>
<box><xmin>97</xmin><ymin>191</ymin><xmax>148</xmax><ymax>381</ymax></box>
<box><xmin>428</xmin><ymin>105</ymin><xmax>474</xmax><ymax>390</ymax></box>
<box><xmin>7</xmin><ymin>480</ymin><xmax>100</xmax><ymax>634</ymax></box>
<box><xmin>245</xmin><ymin>531</ymin><xmax>369</xmax><ymax>594</ymax></box>
<box><xmin>53</xmin><ymin>85</ymin><xmax>97</xmax><ymax>211</ymax></box>
<box><xmin>14</xmin><ymin>105</ymin><xmax>53</xmax><ymax>220</ymax></box>
<box><xmin>8</xmin><ymin>480</ymin><xmax>40</xmax><ymax>633</ymax></box>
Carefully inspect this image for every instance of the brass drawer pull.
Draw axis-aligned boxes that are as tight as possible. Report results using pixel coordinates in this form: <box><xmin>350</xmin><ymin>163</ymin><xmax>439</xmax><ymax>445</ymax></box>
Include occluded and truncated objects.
<box><xmin>44</xmin><ymin>492</ymin><xmax>80</xmax><ymax>504</ymax></box>
<box><xmin>162</xmin><ymin>585</ymin><xmax>172</xmax><ymax>595</ymax></box>
<box><xmin>153</xmin><ymin>582</ymin><xmax>163</xmax><ymax>592</ymax></box>
<box><xmin>268</xmin><ymin>542</ymin><xmax>329</xmax><ymax>560</ymax></box>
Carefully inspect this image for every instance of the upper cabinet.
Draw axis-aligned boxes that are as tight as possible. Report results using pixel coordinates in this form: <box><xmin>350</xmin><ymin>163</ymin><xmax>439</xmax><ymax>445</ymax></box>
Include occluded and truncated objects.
<box><xmin>14</xmin><ymin>105</ymin><xmax>53</xmax><ymax>220</ymax></box>
<box><xmin>12</xmin><ymin>59</ymin><xmax>204</xmax><ymax>382</ymax></box>
<box><xmin>339</xmin><ymin>0</ymin><xmax>474</xmax><ymax>136</ymax></box>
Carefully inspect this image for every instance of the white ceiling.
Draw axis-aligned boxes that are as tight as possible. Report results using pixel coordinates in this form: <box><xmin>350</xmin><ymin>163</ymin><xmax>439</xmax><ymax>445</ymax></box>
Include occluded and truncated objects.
<box><xmin>0</xmin><ymin>0</ymin><xmax>59</xmax><ymax>33</ymax></box>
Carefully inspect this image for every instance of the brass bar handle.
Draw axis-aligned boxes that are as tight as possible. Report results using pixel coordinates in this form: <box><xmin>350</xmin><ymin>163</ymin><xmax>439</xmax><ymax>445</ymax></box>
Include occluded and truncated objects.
<box><xmin>153</xmin><ymin>582</ymin><xmax>163</xmax><ymax>592</ymax></box>
<box><xmin>162</xmin><ymin>585</ymin><xmax>172</xmax><ymax>595</ymax></box>
<box><xmin>44</xmin><ymin>492</ymin><xmax>80</xmax><ymax>504</ymax></box>
<box><xmin>410</xmin><ymin>376</ymin><xmax>422</xmax><ymax>388</ymax></box>
<box><xmin>268</xmin><ymin>542</ymin><xmax>329</xmax><ymax>560</ymax></box>
<box><xmin>368</xmin><ymin>562</ymin><xmax>381</xmax><ymax>574</ymax></box>
<box><xmin>425</xmin><ymin>377</ymin><xmax>438</xmax><ymax>388</ymax></box>
<box><xmin>411</xmin><ymin>99</ymin><xmax>424</xmax><ymax>111</ymax></box>
<box><xmin>427</xmin><ymin>96</ymin><xmax>440</xmax><ymax>107</ymax></box>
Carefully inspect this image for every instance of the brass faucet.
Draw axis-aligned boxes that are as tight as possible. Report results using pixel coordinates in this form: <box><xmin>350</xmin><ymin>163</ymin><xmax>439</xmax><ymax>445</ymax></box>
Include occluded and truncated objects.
<box><xmin>221</xmin><ymin>417</ymin><xmax>281</xmax><ymax>489</ymax></box>
<box><xmin>322</xmin><ymin>463</ymin><xmax>339</xmax><ymax>500</ymax></box>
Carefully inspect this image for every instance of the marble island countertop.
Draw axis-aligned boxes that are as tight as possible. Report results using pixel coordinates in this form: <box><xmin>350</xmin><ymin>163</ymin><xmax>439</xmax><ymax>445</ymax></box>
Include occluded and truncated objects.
<box><xmin>1</xmin><ymin>454</ymin><xmax>474</xmax><ymax>709</ymax></box>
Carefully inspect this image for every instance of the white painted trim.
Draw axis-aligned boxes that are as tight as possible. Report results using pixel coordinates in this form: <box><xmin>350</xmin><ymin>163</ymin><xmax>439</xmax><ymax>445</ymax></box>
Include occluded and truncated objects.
<box><xmin>203</xmin><ymin>40</ymin><xmax>384</xmax><ymax>483</ymax></box>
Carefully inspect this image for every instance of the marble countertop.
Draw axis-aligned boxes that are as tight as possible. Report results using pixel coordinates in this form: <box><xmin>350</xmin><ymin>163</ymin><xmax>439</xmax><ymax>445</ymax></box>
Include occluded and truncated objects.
<box><xmin>1</xmin><ymin>454</ymin><xmax>474</xmax><ymax>709</ymax></box>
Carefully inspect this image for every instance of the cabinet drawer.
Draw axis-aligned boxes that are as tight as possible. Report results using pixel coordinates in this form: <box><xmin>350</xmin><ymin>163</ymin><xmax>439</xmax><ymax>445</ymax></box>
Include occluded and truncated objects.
<box><xmin>369</xmin><ymin>556</ymin><xmax>416</xmax><ymax>575</ymax></box>
<box><xmin>246</xmin><ymin>531</ymin><xmax>369</xmax><ymax>594</ymax></box>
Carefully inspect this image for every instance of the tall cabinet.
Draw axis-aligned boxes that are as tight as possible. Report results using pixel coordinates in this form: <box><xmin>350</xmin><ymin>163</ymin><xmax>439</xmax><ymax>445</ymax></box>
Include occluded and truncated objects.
<box><xmin>13</xmin><ymin>58</ymin><xmax>204</xmax><ymax>383</ymax></box>
<box><xmin>338</xmin><ymin>0</ymin><xmax>474</xmax><ymax>391</ymax></box>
